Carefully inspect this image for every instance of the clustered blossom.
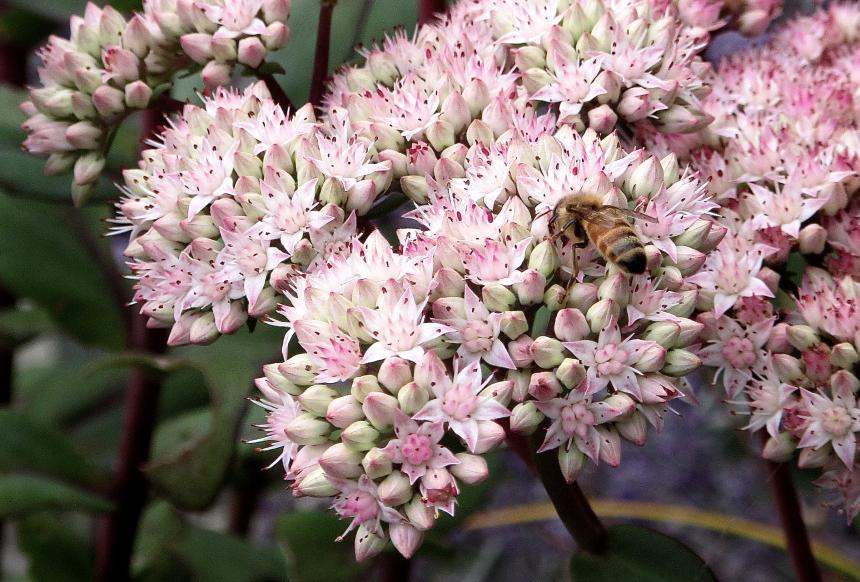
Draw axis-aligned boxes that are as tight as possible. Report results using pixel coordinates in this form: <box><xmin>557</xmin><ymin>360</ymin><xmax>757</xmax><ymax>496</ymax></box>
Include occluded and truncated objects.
<box><xmin>252</xmin><ymin>119</ymin><xmax>720</xmax><ymax>559</ymax></box>
<box><xmin>22</xmin><ymin>0</ymin><xmax>291</xmax><ymax>202</ymax></box>
<box><xmin>114</xmin><ymin>82</ymin><xmax>392</xmax><ymax>345</ymax></box>
<box><xmin>684</xmin><ymin>5</ymin><xmax>860</xmax><ymax>521</ymax></box>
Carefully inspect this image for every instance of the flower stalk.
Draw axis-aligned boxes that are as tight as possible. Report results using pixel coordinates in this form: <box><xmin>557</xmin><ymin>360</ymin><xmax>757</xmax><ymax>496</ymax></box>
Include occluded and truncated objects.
<box><xmin>759</xmin><ymin>432</ymin><xmax>822</xmax><ymax>582</ymax></box>
<box><xmin>418</xmin><ymin>0</ymin><xmax>447</xmax><ymax>24</ymax></box>
<box><xmin>309</xmin><ymin>0</ymin><xmax>337</xmax><ymax>106</ymax></box>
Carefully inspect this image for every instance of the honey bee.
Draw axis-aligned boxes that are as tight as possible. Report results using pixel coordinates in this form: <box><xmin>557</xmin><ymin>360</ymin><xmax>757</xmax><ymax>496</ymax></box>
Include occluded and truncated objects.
<box><xmin>548</xmin><ymin>193</ymin><xmax>657</xmax><ymax>275</ymax></box>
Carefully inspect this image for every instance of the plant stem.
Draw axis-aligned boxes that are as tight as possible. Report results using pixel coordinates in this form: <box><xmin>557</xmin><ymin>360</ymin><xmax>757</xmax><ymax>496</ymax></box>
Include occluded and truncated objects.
<box><xmin>758</xmin><ymin>432</ymin><xmax>821</xmax><ymax>582</ymax></box>
<box><xmin>259</xmin><ymin>73</ymin><xmax>294</xmax><ymax>112</ymax></box>
<box><xmin>309</xmin><ymin>0</ymin><xmax>337</xmax><ymax>106</ymax></box>
<box><xmin>418</xmin><ymin>0</ymin><xmax>447</xmax><ymax>24</ymax></box>
<box><xmin>95</xmin><ymin>317</ymin><xmax>165</xmax><ymax>582</ymax></box>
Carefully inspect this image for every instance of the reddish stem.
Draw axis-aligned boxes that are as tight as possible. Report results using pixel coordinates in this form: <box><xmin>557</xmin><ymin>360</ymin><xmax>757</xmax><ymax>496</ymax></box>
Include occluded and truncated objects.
<box><xmin>418</xmin><ymin>0</ymin><xmax>447</xmax><ymax>25</ymax></box>
<box><xmin>260</xmin><ymin>73</ymin><xmax>294</xmax><ymax>112</ymax></box>
<box><xmin>759</xmin><ymin>432</ymin><xmax>821</xmax><ymax>582</ymax></box>
<box><xmin>309</xmin><ymin>0</ymin><xmax>336</xmax><ymax>106</ymax></box>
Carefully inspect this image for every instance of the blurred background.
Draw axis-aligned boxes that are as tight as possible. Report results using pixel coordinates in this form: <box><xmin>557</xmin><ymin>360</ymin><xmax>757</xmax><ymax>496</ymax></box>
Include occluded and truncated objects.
<box><xmin>0</xmin><ymin>0</ymin><xmax>858</xmax><ymax>580</ymax></box>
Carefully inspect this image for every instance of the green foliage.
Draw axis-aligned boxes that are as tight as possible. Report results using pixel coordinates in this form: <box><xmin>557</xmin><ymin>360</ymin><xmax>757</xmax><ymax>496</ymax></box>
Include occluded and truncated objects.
<box><xmin>17</xmin><ymin>513</ymin><xmax>94</xmax><ymax>582</ymax></box>
<box><xmin>570</xmin><ymin>525</ymin><xmax>717</xmax><ymax>582</ymax></box>
<box><xmin>276</xmin><ymin>510</ymin><xmax>366</xmax><ymax>582</ymax></box>
<box><xmin>0</xmin><ymin>475</ymin><xmax>112</xmax><ymax>517</ymax></box>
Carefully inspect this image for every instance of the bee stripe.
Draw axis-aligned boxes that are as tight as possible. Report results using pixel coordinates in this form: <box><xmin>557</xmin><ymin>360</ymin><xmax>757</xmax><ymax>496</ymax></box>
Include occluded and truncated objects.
<box><xmin>606</xmin><ymin>237</ymin><xmax>642</xmax><ymax>260</ymax></box>
<box><xmin>589</xmin><ymin>224</ymin><xmax>629</xmax><ymax>254</ymax></box>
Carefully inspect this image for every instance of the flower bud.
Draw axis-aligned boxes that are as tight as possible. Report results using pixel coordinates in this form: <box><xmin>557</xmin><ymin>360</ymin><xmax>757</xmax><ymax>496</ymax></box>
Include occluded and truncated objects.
<box><xmin>666</xmin><ymin>289</ymin><xmax>696</xmax><ymax>318</ymax></box>
<box><xmin>553</xmin><ymin>308</ymin><xmax>589</xmax><ymax>342</ymax></box>
<box><xmin>656</xmin><ymin>104</ymin><xmax>712</xmax><ymax>134</ymax></box>
<box><xmin>598</xmin><ymin>427</ymin><xmax>622</xmax><ymax>466</ymax></box>
<box><xmin>66</xmin><ymin>121</ymin><xmax>102</xmax><ymax>150</ymax></box>
<box><xmin>292</xmin><ymin>467</ymin><xmax>337</xmax><ymax>497</ymax></box>
<box><xmin>378</xmin><ymin>356</ymin><xmax>412</xmax><ymax>392</ymax></box>
<box><xmin>528</xmin><ymin>240</ymin><xmax>559</xmax><ymax>278</ymax></box>
<box><xmin>362</xmin><ymin>447</ymin><xmax>393</xmax><ymax>479</ymax></box>
<box><xmin>326</xmin><ymin>395</ymin><xmax>365</xmax><ymax>428</ymax></box>
<box><xmin>598</xmin><ymin>272</ymin><xmax>629</xmax><ymax>305</ymax></box>
<box><xmin>483</xmin><ymin>284</ymin><xmax>517</xmax><ymax>312</ymax></box>
<box><xmin>451</xmin><ymin>453</ymin><xmax>489</xmax><ymax>484</ymax></box>
<box><xmin>532</xmin><ymin>336</ymin><xmax>565</xmax><ymax>368</ymax></box>
<box><xmin>700</xmin><ymin>221</ymin><xmax>728</xmax><ymax>253</ymax></box>
<box><xmin>508</xmin><ymin>335</ymin><xmax>535</xmax><ymax>367</ymax></box>
<box><xmin>587</xmin><ymin>104</ymin><xmax>617</xmax><ymax>134</ymax></box>
<box><xmin>404</xmin><ymin>494</ymin><xmax>436</xmax><ymax>530</ymax></box>
<box><xmin>201</xmin><ymin>60</ymin><xmax>232</xmax><ymax>87</ymax></box>
<box><xmin>285</xmin><ymin>413</ymin><xmax>330</xmax><ymax>445</ymax></box>
<box><xmin>831</xmin><ymin>370</ymin><xmax>860</xmax><ymax>394</ymax></box>
<box><xmin>440</xmin><ymin>90</ymin><xmax>471</xmax><ymax>134</ymax></box>
<box><xmin>642</xmin><ymin>321</ymin><xmax>680</xmax><ymax>348</ymax></box>
<box><xmin>787</xmin><ymin>325</ymin><xmax>820</xmax><ymax>352</ymax></box>
<box><xmin>397</xmin><ymin>381</ymin><xmax>430</xmax><ymax>415</ymax></box>
<box><xmin>798</xmin><ymin>445</ymin><xmax>831</xmax><ymax>469</ymax></box>
<box><xmin>354</xmin><ymin>526</ymin><xmax>386</xmax><ymax>562</ymax></box>
<box><xmin>673</xmin><ymin>246</ymin><xmax>706</xmax><ymax>276</ymax></box>
<box><xmin>499</xmin><ymin>310</ymin><xmax>528</xmax><ymax>340</ymax></box>
<box><xmin>831</xmin><ymin>343</ymin><xmax>860</xmax><ymax>370</ymax></box>
<box><xmin>188</xmin><ymin>311</ymin><xmax>219</xmax><ymax>345</ymax></box>
<box><xmin>433</xmin><ymin>157</ymin><xmax>465</xmax><ymax>182</ymax></box>
<box><xmin>766</xmin><ymin>323</ymin><xmax>791</xmax><ymax>353</ymax></box>
<box><xmin>92</xmin><ymin>85</ymin><xmax>126</xmax><ymax>120</ymax></box>
<box><xmin>401</xmin><ymin>175</ymin><xmax>429</xmax><ymax>203</ymax></box>
<box><xmin>508</xmin><ymin>369</ymin><xmax>531</xmax><ymax>402</ymax></box>
<box><xmin>616</xmin><ymin>412</ymin><xmax>648</xmax><ymax>446</ymax></box>
<box><xmin>586</xmin><ymin>298</ymin><xmax>617</xmax><ymax>333</ymax></box>
<box><xmin>542</xmin><ymin>284</ymin><xmax>566</xmax><ymax>311</ymax></box>
<box><xmin>368</xmin><ymin>51</ymin><xmax>398</xmax><ymax>85</ymax></box>
<box><xmin>529</xmin><ymin>371</ymin><xmax>563</xmax><ymax>400</ymax></box>
<box><xmin>73</xmin><ymin>152</ymin><xmax>105</xmax><ymax>185</ymax></box>
<box><xmin>633</xmin><ymin>343</ymin><xmax>667</xmax><ymax>373</ymax></box>
<box><xmin>378</xmin><ymin>472</ymin><xmax>413</xmax><ymax>506</ymax></box>
<box><xmin>566</xmin><ymin>282</ymin><xmax>598</xmax><ymax>311</ymax></box>
<box><xmin>480</xmin><ymin>380</ymin><xmax>514</xmax><ymax>407</ymax></box>
<box><xmin>558</xmin><ymin>445</ymin><xmax>586</xmax><ymax>483</ymax></box>
<box><xmin>509</xmin><ymin>401</ymin><xmax>544</xmax><ymax>434</ymax></box>
<box><xmin>341</xmin><ymin>421</ymin><xmax>379</xmax><ymax>451</ymax></box>
<box><xmin>262</xmin><ymin>363</ymin><xmax>299</xmax><ymax>395</ymax></box>
<box><xmin>617</xmin><ymin>87</ymin><xmax>652</xmax><ymax>122</ymax></box>
<box><xmin>390</xmin><ymin>522</ymin><xmax>423</xmax><ymax>559</ymax></box>
<box><xmin>238</xmin><ymin>37</ymin><xmax>267</xmax><ymax>68</ymax></box>
<box><xmin>472</xmin><ymin>420</ymin><xmax>506</xmax><ymax>454</ymax></box>
<box><xmin>297</xmin><ymin>385</ymin><xmax>337</xmax><ymax>417</ymax></box>
<box><xmin>661</xmin><ymin>349</ymin><xmax>701</xmax><ymax>376</ymax></box>
<box><xmin>180</xmin><ymin>32</ymin><xmax>213</xmax><ymax>64</ymax></box>
<box><xmin>362</xmin><ymin>392</ymin><xmax>399</xmax><ymax>429</ymax></box>
<box><xmin>466</xmin><ymin>118</ymin><xmax>495</xmax><ymax>146</ymax></box>
<box><xmin>318</xmin><ymin>443</ymin><xmax>363</xmax><ymax>478</ymax></box>
<box><xmin>762</xmin><ymin>433</ymin><xmax>796</xmax><ymax>462</ymax></box>
<box><xmin>514</xmin><ymin>269</ymin><xmax>546</xmax><ymax>305</ymax></box>
<box><xmin>426</xmin><ymin>119</ymin><xmax>455</xmax><ymax>151</ymax></box>
<box><xmin>279</xmin><ymin>354</ymin><xmax>318</xmax><ymax>385</ymax></box>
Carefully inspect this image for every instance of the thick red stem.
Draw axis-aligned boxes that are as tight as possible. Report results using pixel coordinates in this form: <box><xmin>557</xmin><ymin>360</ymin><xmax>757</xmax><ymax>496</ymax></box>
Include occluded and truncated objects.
<box><xmin>309</xmin><ymin>0</ymin><xmax>336</xmax><ymax>106</ymax></box>
<box><xmin>418</xmin><ymin>0</ymin><xmax>447</xmax><ymax>25</ymax></box>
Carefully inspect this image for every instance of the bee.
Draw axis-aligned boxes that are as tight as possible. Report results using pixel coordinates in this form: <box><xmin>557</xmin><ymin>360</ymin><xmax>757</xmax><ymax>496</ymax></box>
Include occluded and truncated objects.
<box><xmin>548</xmin><ymin>193</ymin><xmax>657</xmax><ymax>275</ymax></box>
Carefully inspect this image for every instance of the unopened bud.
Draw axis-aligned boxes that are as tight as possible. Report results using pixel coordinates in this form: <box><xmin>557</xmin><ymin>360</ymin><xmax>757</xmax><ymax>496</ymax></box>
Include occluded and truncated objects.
<box><xmin>354</xmin><ymin>526</ymin><xmax>386</xmax><ymax>562</ymax></box>
<box><xmin>362</xmin><ymin>392</ymin><xmax>399</xmax><ymax>429</ymax></box>
<box><xmin>566</xmin><ymin>282</ymin><xmax>598</xmax><ymax>311</ymax></box>
<box><xmin>633</xmin><ymin>343</ymin><xmax>667</xmax><ymax>373</ymax></box>
<box><xmin>787</xmin><ymin>325</ymin><xmax>820</xmax><ymax>352</ymax></box>
<box><xmin>451</xmin><ymin>453</ymin><xmax>489</xmax><ymax>484</ymax></box>
<box><xmin>397</xmin><ymin>381</ymin><xmax>430</xmax><ymax>415</ymax></box>
<box><xmin>285</xmin><ymin>413</ymin><xmax>330</xmax><ymax>445</ymax></box>
<box><xmin>762</xmin><ymin>433</ymin><xmax>796</xmax><ymax>462</ymax></box>
<box><xmin>319</xmin><ymin>443</ymin><xmax>363</xmax><ymax>478</ymax></box>
<box><xmin>528</xmin><ymin>241</ymin><xmax>559</xmax><ymax>278</ymax></box>
<box><xmin>514</xmin><ymin>269</ymin><xmax>546</xmax><ymax>305</ymax></box>
<box><xmin>831</xmin><ymin>343</ymin><xmax>860</xmax><ymax>370</ymax></box>
<box><xmin>509</xmin><ymin>401</ymin><xmax>544</xmax><ymax>434</ymax></box>
<box><xmin>378</xmin><ymin>356</ymin><xmax>412</xmax><ymax>392</ymax></box>
<box><xmin>554</xmin><ymin>308</ymin><xmax>590</xmax><ymax>342</ymax></box>
<box><xmin>558</xmin><ymin>445</ymin><xmax>586</xmax><ymax>483</ymax></box>
<box><xmin>292</xmin><ymin>467</ymin><xmax>337</xmax><ymax>497</ymax></box>
<box><xmin>390</xmin><ymin>522</ymin><xmax>423</xmax><ymax>559</ymax></box>
<box><xmin>587</xmin><ymin>104</ymin><xmax>617</xmax><ymax>134</ymax></box>
<box><xmin>326</xmin><ymin>395</ymin><xmax>365</xmax><ymax>428</ymax></box>
<box><xmin>483</xmin><ymin>283</ymin><xmax>517</xmax><ymax>312</ymax></box>
<box><xmin>598</xmin><ymin>272</ymin><xmax>629</xmax><ymax>306</ymax></box>
<box><xmin>297</xmin><ymin>385</ymin><xmax>337</xmax><ymax>417</ymax></box>
<box><xmin>508</xmin><ymin>334</ymin><xmax>534</xmax><ymax>367</ymax></box>
<box><xmin>616</xmin><ymin>412</ymin><xmax>648</xmax><ymax>446</ymax></box>
<box><xmin>362</xmin><ymin>447</ymin><xmax>393</xmax><ymax>479</ymax></box>
<box><xmin>378</xmin><ymin>472</ymin><xmax>413</xmax><ymax>506</ymax></box>
<box><xmin>556</xmin><ymin>358</ymin><xmax>586</xmax><ymax>390</ymax></box>
<box><xmin>661</xmin><ymin>349</ymin><xmax>701</xmax><ymax>376</ymax></box>
<box><xmin>586</xmin><ymin>298</ymin><xmax>617</xmax><ymax>333</ymax></box>
<box><xmin>341</xmin><ymin>421</ymin><xmax>380</xmax><ymax>450</ymax></box>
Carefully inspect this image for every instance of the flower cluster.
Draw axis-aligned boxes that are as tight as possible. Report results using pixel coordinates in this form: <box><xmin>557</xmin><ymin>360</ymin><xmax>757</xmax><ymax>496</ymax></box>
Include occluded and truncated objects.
<box><xmin>685</xmin><ymin>4</ymin><xmax>860</xmax><ymax>519</ymax></box>
<box><xmin>252</xmin><ymin>123</ymin><xmax>720</xmax><ymax>559</ymax></box>
<box><xmin>115</xmin><ymin>82</ymin><xmax>392</xmax><ymax>345</ymax></box>
<box><xmin>22</xmin><ymin>0</ymin><xmax>291</xmax><ymax>202</ymax></box>
<box><xmin>327</xmin><ymin>0</ymin><xmax>716</xmax><ymax>144</ymax></box>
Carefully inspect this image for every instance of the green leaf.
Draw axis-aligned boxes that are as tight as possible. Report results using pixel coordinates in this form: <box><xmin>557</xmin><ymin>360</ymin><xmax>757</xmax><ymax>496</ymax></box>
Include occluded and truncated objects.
<box><xmin>0</xmin><ymin>191</ymin><xmax>125</xmax><ymax>347</ymax></box>
<box><xmin>0</xmin><ymin>305</ymin><xmax>53</xmax><ymax>345</ymax></box>
<box><xmin>144</xmin><ymin>326</ymin><xmax>283</xmax><ymax>509</ymax></box>
<box><xmin>0</xmin><ymin>409</ymin><xmax>106</xmax><ymax>485</ymax></box>
<box><xmin>570</xmin><ymin>524</ymin><xmax>717</xmax><ymax>582</ymax></box>
<box><xmin>530</xmin><ymin>306</ymin><xmax>551</xmax><ymax>337</ymax></box>
<box><xmin>276</xmin><ymin>510</ymin><xmax>366</xmax><ymax>582</ymax></box>
<box><xmin>17</xmin><ymin>513</ymin><xmax>93</xmax><ymax>582</ymax></box>
<box><xmin>0</xmin><ymin>475</ymin><xmax>112</xmax><ymax>517</ymax></box>
<box><xmin>0</xmin><ymin>149</ymin><xmax>120</xmax><ymax>204</ymax></box>
<box><xmin>0</xmin><ymin>85</ymin><xmax>27</xmax><ymax>147</ymax></box>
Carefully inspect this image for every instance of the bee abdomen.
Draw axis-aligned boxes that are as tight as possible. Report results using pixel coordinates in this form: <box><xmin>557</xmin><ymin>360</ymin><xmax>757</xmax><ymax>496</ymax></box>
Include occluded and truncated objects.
<box><xmin>599</xmin><ymin>226</ymin><xmax>647</xmax><ymax>274</ymax></box>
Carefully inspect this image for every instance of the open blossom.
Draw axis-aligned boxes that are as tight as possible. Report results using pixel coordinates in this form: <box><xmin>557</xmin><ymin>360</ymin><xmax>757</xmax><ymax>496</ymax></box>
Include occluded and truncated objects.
<box><xmin>798</xmin><ymin>385</ymin><xmax>860</xmax><ymax>469</ymax></box>
<box><xmin>698</xmin><ymin>315</ymin><xmax>773</xmax><ymax>398</ymax></box>
<box><xmin>433</xmin><ymin>286</ymin><xmax>516</xmax><ymax>368</ymax></box>
<box><xmin>382</xmin><ymin>411</ymin><xmax>459</xmax><ymax>484</ymax></box>
<box><xmin>534</xmin><ymin>389</ymin><xmax>626</xmax><ymax>463</ymax></box>
<box><xmin>329</xmin><ymin>475</ymin><xmax>403</xmax><ymax>538</ymax></box>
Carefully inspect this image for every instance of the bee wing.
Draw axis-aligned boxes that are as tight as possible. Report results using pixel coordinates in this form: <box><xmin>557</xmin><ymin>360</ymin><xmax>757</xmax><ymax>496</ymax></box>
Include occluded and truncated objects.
<box><xmin>594</xmin><ymin>205</ymin><xmax>659</xmax><ymax>224</ymax></box>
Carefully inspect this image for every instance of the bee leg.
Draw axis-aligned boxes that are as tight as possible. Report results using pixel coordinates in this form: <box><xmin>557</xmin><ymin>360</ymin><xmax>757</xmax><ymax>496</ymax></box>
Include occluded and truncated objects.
<box><xmin>563</xmin><ymin>243</ymin><xmax>582</xmax><ymax>304</ymax></box>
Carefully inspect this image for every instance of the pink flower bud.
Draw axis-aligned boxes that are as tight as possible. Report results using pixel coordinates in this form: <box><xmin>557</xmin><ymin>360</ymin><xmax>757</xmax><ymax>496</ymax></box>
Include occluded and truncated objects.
<box><xmin>350</xmin><ymin>376</ymin><xmax>382</xmax><ymax>403</ymax></box>
<box><xmin>586</xmin><ymin>298</ymin><xmax>617</xmax><ymax>333</ymax></box>
<box><xmin>263</xmin><ymin>0</ymin><xmax>291</xmax><ymax>22</ymax></box>
<box><xmin>280</xmin><ymin>354</ymin><xmax>318</xmax><ymax>386</ymax></box>
<box><xmin>298</xmin><ymin>385</ymin><xmax>337</xmax><ymax>417</ymax></box>
<box><xmin>65</xmin><ymin>121</ymin><xmax>102</xmax><ymax>150</ymax></box>
<box><xmin>201</xmin><ymin>61</ymin><xmax>232</xmax><ymax>87</ymax></box>
<box><xmin>616</xmin><ymin>412</ymin><xmax>648</xmax><ymax>446</ymax></box>
<box><xmin>462</xmin><ymin>78</ymin><xmax>490</xmax><ymax>117</ymax></box>
<box><xmin>378</xmin><ymin>356</ymin><xmax>412</xmax><ymax>392</ymax></box>
<box><xmin>472</xmin><ymin>420</ymin><xmax>506</xmax><ymax>454</ymax></box>
<box><xmin>354</xmin><ymin>526</ymin><xmax>386</xmax><ymax>562</ymax></box>
<box><xmin>440</xmin><ymin>90</ymin><xmax>471</xmax><ymax>134</ymax></box>
<box><xmin>326</xmin><ymin>395</ymin><xmax>365</xmax><ymax>428</ymax></box>
<box><xmin>625</xmin><ymin>155</ymin><xmax>664</xmax><ymax>198</ymax></box>
<box><xmin>514</xmin><ymin>45</ymin><xmax>546</xmax><ymax>70</ymax></box>
<box><xmin>508</xmin><ymin>334</ymin><xmax>535</xmax><ymax>367</ymax></box>
<box><xmin>292</xmin><ymin>467</ymin><xmax>337</xmax><ymax>497</ymax></box>
<box><xmin>263</xmin><ymin>21</ymin><xmax>289</xmax><ymax>49</ymax></box>
<box><xmin>482</xmin><ymin>284</ymin><xmax>517</xmax><ymax>312</ymax></box>
<box><xmin>831</xmin><ymin>343</ymin><xmax>860</xmax><ymax>370</ymax></box>
<box><xmin>404</xmin><ymin>494</ymin><xmax>436</xmax><ymax>530</ymax></box>
<box><xmin>341</xmin><ymin>421</ymin><xmax>379</xmax><ymax>450</ymax></box>
<box><xmin>529</xmin><ymin>371</ymin><xmax>562</xmax><ymax>400</ymax></box>
<box><xmin>426</xmin><ymin>119</ymin><xmax>455</xmax><ymax>151</ymax></box>
<box><xmin>500</xmin><ymin>310</ymin><xmax>528</xmax><ymax>340</ymax></box>
<box><xmin>378</xmin><ymin>472</ymin><xmax>413</xmax><ymax>507</ymax></box>
<box><xmin>91</xmin><ymin>85</ymin><xmax>125</xmax><ymax>119</ymax></box>
<box><xmin>532</xmin><ymin>336</ymin><xmax>565</xmax><ymax>369</ymax></box>
<box><xmin>595</xmin><ymin>70</ymin><xmax>621</xmax><ymax>103</ymax></box>
<box><xmin>566</xmin><ymin>282</ymin><xmax>598</xmax><ymax>312</ymax></box>
<box><xmin>514</xmin><ymin>269</ymin><xmax>546</xmax><ymax>305</ymax></box>
<box><xmin>346</xmin><ymin>179</ymin><xmax>379</xmax><ymax>215</ymax></box>
<box><xmin>73</xmin><ymin>152</ymin><xmax>105</xmax><ymax>186</ymax></box>
<box><xmin>700</xmin><ymin>221</ymin><xmax>728</xmax><ymax>253</ymax></box>
<box><xmin>661</xmin><ymin>349</ymin><xmax>701</xmax><ymax>376</ymax></box>
<box><xmin>262</xmin><ymin>363</ymin><xmax>300</xmax><ymax>395</ymax></box>
<box><xmin>124</xmin><ymin>80</ymin><xmax>152</xmax><ymax>109</ymax></box>
<box><xmin>378</xmin><ymin>149</ymin><xmax>408</xmax><ymax>177</ymax></box>
<box><xmin>238</xmin><ymin>37</ymin><xmax>267</xmax><ymax>68</ymax></box>
<box><xmin>558</xmin><ymin>445</ymin><xmax>586</xmax><ymax>483</ymax></box>
<box><xmin>466</xmin><ymin>119</ymin><xmax>494</xmax><ymax>146</ymax></box>
<box><xmin>787</xmin><ymin>324</ymin><xmax>820</xmax><ymax>352</ymax></box>
<box><xmin>633</xmin><ymin>343</ymin><xmax>667</xmax><ymax>373</ymax></box>
<box><xmin>642</xmin><ymin>321</ymin><xmax>680</xmax><ymax>348</ymax></box>
<box><xmin>673</xmin><ymin>246</ymin><xmax>707</xmax><ymax>276</ymax></box>
<box><xmin>617</xmin><ymin>87</ymin><xmax>652</xmax><ymax>122</ymax></box>
<box><xmin>433</xmin><ymin>157</ymin><xmax>465</xmax><ymax>183</ymax></box>
<box><xmin>397</xmin><ymin>381</ymin><xmax>430</xmax><ymax>415</ymax></box>
<box><xmin>480</xmin><ymin>380</ymin><xmax>514</xmax><ymax>407</ymax></box>
<box><xmin>798</xmin><ymin>224</ymin><xmax>827</xmax><ymax>255</ymax></box>
<box><xmin>401</xmin><ymin>175</ymin><xmax>429</xmax><ymax>203</ymax></box>
<box><xmin>656</xmin><ymin>104</ymin><xmax>713</xmax><ymax>134</ymax></box>
<box><xmin>167</xmin><ymin>313</ymin><xmax>195</xmax><ymax>346</ymax></box>
<box><xmin>362</xmin><ymin>447</ymin><xmax>393</xmax><ymax>479</ymax></box>
<box><xmin>181</xmin><ymin>33</ymin><xmax>214</xmax><ymax>64</ymax></box>
<box><xmin>285</xmin><ymin>413</ymin><xmax>330</xmax><ymax>445</ymax></box>
<box><xmin>362</xmin><ymin>392</ymin><xmax>399</xmax><ymax>429</ymax></box>
<box><xmin>674</xmin><ymin>219</ymin><xmax>712</xmax><ymax>250</ymax></box>
<box><xmin>597</xmin><ymin>272</ymin><xmax>629</xmax><ymax>305</ymax></box>
<box><xmin>451</xmin><ymin>453</ymin><xmax>489</xmax><ymax>484</ymax></box>
<box><xmin>390</xmin><ymin>522</ymin><xmax>423</xmax><ymax>559</ymax></box>
<box><xmin>598</xmin><ymin>427</ymin><xmax>622</xmax><ymax>466</ymax></box>
<box><xmin>123</xmin><ymin>15</ymin><xmax>150</xmax><ymax>58</ymax></box>
<box><xmin>103</xmin><ymin>46</ymin><xmax>140</xmax><ymax>83</ymax></box>
<box><xmin>762</xmin><ymin>433</ymin><xmax>796</xmax><ymax>462</ymax></box>
<box><xmin>319</xmin><ymin>443</ymin><xmax>363</xmax><ymax>478</ymax></box>
<box><xmin>368</xmin><ymin>51</ymin><xmax>399</xmax><ymax>85</ymax></box>
<box><xmin>587</xmin><ymin>104</ymin><xmax>618</xmax><ymax>134</ymax></box>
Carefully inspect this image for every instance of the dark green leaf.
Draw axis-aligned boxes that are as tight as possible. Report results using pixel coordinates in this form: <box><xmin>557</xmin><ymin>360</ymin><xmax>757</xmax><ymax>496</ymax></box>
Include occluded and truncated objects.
<box><xmin>0</xmin><ymin>305</ymin><xmax>53</xmax><ymax>345</ymax></box>
<box><xmin>0</xmin><ymin>149</ymin><xmax>120</xmax><ymax>204</ymax></box>
<box><xmin>276</xmin><ymin>510</ymin><xmax>365</xmax><ymax>582</ymax></box>
<box><xmin>0</xmin><ymin>191</ymin><xmax>125</xmax><ymax>347</ymax></box>
<box><xmin>531</xmin><ymin>306</ymin><xmax>551</xmax><ymax>337</ymax></box>
<box><xmin>0</xmin><ymin>85</ymin><xmax>27</xmax><ymax>147</ymax></box>
<box><xmin>570</xmin><ymin>524</ymin><xmax>717</xmax><ymax>582</ymax></box>
<box><xmin>17</xmin><ymin>513</ymin><xmax>93</xmax><ymax>582</ymax></box>
<box><xmin>0</xmin><ymin>409</ymin><xmax>106</xmax><ymax>485</ymax></box>
<box><xmin>0</xmin><ymin>475</ymin><xmax>112</xmax><ymax>517</ymax></box>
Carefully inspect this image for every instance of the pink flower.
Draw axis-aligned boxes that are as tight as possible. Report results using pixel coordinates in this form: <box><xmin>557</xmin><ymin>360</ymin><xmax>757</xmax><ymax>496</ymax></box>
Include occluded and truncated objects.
<box><xmin>329</xmin><ymin>475</ymin><xmax>403</xmax><ymax>538</ymax></box>
<box><xmin>698</xmin><ymin>315</ymin><xmax>773</xmax><ymax>398</ymax></box>
<box><xmin>798</xmin><ymin>384</ymin><xmax>860</xmax><ymax>469</ymax></box>
<box><xmin>462</xmin><ymin>238</ymin><xmax>532</xmax><ymax>286</ymax></box>
<box><xmin>534</xmin><ymin>390</ymin><xmax>625</xmax><ymax>461</ymax></box>
<box><xmin>382</xmin><ymin>410</ymin><xmax>459</xmax><ymax>484</ymax></box>
<box><xmin>796</xmin><ymin>268</ymin><xmax>860</xmax><ymax>343</ymax></box>
<box><xmin>413</xmin><ymin>355</ymin><xmax>510</xmax><ymax>452</ymax></box>
<box><xmin>815</xmin><ymin>467</ymin><xmax>860</xmax><ymax>523</ymax></box>
<box><xmin>249</xmin><ymin>379</ymin><xmax>301</xmax><ymax>471</ymax></box>
<box><xmin>742</xmin><ymin>365</ymin><xmax>797</xmax><ymax>438</ymax></box>
<box><xmin>294</xmin><ymin>320</ymin><xmax>363</xmax><ymax>383</ymax></box>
